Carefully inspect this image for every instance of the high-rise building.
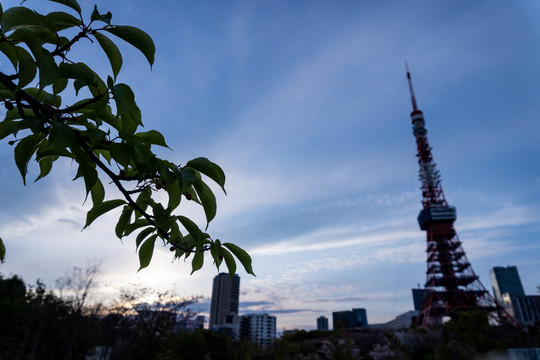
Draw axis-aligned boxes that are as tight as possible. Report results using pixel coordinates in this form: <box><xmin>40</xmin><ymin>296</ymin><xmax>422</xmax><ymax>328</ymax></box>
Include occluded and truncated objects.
<box><xmin>412</xmin><ymin>288</ymin><xmax>425</xmax><ymax>311</ymax></box>
<box><xmin>490</xmin><ymin>266</ymin><xmax>538</xmax><ymax>326</ymax></box>
<box><xmin>209</xmin><ymin>273</ymin><xmax>240</xmax><ymax>329</ymax></box>
<box><xmin>383</xmin><ymin>310</ymin><xmax>419</xmax><ymax>330</ymax></box>
<box><xmin>317</xmin><ymin>316</ymin><xmax>329</xmax><ymax>331</ymax></box>
<box><xmin>241</xmin><ymin>314</ymin><xmax>276</xmax><ymax>348</ymax></box>
<box><xmin>501</xmin><ymin>293</ymin><xmax>540</xmax><ymax>326</ymax></box>
<box><xmin>332</xmin><ymin>308</ymin><xmax>368</xmax><ymax>330</ymax></box>
<box><xmin>490</xmin><ymin>266</ymin><xmax>525</xmax><ymax>304</ymax></box>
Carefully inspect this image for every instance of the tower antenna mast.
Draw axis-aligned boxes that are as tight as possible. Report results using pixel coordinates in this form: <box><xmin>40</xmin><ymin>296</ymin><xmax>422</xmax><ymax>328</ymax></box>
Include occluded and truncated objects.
<box><xmin>406</xmin><ymin>62</ymin><xmax>418</xmax><ymax>111</ymax></box>
<box><xmin>405</xmin><ymin>67</ymin><xmax>517</xmax><ymax>326</ymax></box>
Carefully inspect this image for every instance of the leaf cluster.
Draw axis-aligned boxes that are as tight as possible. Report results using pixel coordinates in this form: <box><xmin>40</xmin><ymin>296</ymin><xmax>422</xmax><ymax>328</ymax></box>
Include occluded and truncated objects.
<box><xmin>0</xmin><ymin>1</ymin><xmax>253</xmax><ymax>276</ymax></box>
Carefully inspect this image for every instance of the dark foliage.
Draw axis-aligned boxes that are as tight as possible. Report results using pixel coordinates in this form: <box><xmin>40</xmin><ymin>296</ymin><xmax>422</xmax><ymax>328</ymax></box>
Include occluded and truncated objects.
<box><xmin>0</xmin><ymin>275</ymin><xmax>101</xmax><ymax>360</ymax></box>
<box><xmin>1</xmin><ymin>275</ymin><xmax>539</xmax><ymax>360</ymax></box>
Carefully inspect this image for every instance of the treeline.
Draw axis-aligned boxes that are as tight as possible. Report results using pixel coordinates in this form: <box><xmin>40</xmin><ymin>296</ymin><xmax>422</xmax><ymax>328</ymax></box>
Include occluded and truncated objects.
<box><xmin>1</xmin><ymin>272</ymin><xmax>540</xmax><ymax>360</ymax></box>
<box><xmin>0</xmin><ymin>271</ymin><xmax>247</xmax><ymax>360</ymax></box>
<box><xmin>274</xmin><ymin>312</ymin><xmax>540</xmax><ymax>360</ymax></box>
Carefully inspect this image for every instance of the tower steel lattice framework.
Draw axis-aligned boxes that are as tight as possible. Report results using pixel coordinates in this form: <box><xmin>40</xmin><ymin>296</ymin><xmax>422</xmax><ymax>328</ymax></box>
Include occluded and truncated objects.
<box><xmin>406</xmin><ymin>69</ymin><xmax>515</xmax><ymax>327</ymax></box>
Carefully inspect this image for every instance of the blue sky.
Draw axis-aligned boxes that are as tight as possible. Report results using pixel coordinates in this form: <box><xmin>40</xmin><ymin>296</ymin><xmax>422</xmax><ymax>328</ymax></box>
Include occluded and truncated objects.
<box><xmin>1</xmin><ymin>0</ymin><xmax>539</xmax><ymax>331</ymax></box>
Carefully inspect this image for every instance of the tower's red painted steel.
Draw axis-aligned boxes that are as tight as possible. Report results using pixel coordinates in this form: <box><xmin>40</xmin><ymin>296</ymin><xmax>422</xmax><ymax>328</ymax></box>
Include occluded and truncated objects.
<box><xmin>406</xmin><ymin>69</ymin><xmax>513</xmax><ymax>326</ymax></box>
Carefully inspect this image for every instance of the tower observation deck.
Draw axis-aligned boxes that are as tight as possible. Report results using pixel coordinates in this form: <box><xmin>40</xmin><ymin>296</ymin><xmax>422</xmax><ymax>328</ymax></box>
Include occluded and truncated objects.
<box><xmin>406</xmin><ymin>69</ymin><xmax>516</xmax><ymax>326</ymax></box>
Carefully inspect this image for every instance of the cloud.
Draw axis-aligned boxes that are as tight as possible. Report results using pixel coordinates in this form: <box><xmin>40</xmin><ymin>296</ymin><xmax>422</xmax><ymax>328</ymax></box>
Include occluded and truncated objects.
<box><xmin>241</xmin><ymin>300</ymin><xmax>274</xmax><ymax>307</ymax></box>
<box><xmin>460</xmin><ymin>204</ymin><xmax>540</xmax><ymax>233</ymax></box>
<box><xmin>304</xmin><ymin>296</ymin><xmax>368</xmax><ymax>304</ymax></box>
<box><xmin>257</xmin><ymin>309</ymin><xmax>312</xmax><ymax>315</ymax></box>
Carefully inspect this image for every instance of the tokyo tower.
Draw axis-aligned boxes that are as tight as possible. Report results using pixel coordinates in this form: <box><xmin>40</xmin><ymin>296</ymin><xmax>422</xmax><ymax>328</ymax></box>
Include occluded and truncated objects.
<box><xmin>406</xmin><ymin>68</ymin><xmax>514</xmax><ymax>326</ymax></box>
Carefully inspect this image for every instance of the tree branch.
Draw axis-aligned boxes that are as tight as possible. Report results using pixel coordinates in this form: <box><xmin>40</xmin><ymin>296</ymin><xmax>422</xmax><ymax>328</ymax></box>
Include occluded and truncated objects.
<box><xmin>51</xmin><ymin>29</ymin><xmax>91</xmax><ymax>57</ymax></box>
<box><xmin>0</xmin><ymin>71</ymin><xmax>44</xmax><ymax>111</ymax></box>
<box><xmin>57</xmin><ymin>92</ymin><xmax>109</xmax><ymax>114</ymax></box>
<box><xmin>81</xmin><ymin>142</ymin><xmax>202</xmax><ymax>254</ymax></box>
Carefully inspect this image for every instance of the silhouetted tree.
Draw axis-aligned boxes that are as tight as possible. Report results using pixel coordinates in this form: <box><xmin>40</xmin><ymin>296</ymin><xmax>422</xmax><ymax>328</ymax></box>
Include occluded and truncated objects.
<box><xmin>0</xmin><ymin>274</ymin><xmax>29</xmax><ymax>358</ymax></box>
<box><xmin>0</xmin><ymin>273</ymin><xmax>102</xmax><ymax>360</ymax></box>
<box><xmin>104</xmin><ymin>286</ymin><xmax>201</xmax><ymax>360</ymax></box>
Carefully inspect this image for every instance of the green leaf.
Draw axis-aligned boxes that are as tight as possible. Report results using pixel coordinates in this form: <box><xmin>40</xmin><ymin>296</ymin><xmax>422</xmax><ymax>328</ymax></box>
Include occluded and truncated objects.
<box><xmin>135</xmin><ymin>130</ymin><xmax>168</xmax><ymax>148</ymax></box>
<box><xmin>73</xmin><ymin>78</ymin><xmax>85</xmax><ymax>95</ymax></box>
<box><xmin>94</xmin><ymin>32</ymin><xmax>122</xmax><ymax>79</ymax></box>
<box><xmin>0</xmin><ymin>120</ymin><xmax>20</xmax><ymax>140</ymax></box>
<box><xmin>107</xmin><ymin>75</ymin><xmax>114</xmax><ymax>89</ymax></box>
<box><xmin>180</xmin><ymin>167</ymin><xmax>196</xmax><ymax>192</ymax></box>
<box><xmin>83</xmin><ymin>128</ymin><xmax>107</xmax><ymax>147</ymax></box>
<box><xmin>165</xmin><ymin>180</ymin><xmax>181</xmax><ymax>211</ymax></box>
<box><xmin>104</xmin><ymin>25</ymin><xmax>155</xmax><ymax>66</ymax></box>
<box><xmin>169</xmin><ymin>221</ymin><xmax>183</xmax><ymax>244</ymax></box>
<box><xmin>59</xmin><ymin>62</ymin><xmax>98</xmax><ymax>87</ymax></box>
<box><xmin>177</xmin><ymin>216</ymin><xmax>203</xmax><ymax>240</ymax></box>
<box><xmin>84</xmin><ymin>199</ymin><xmax>125</xmax><ymax>229</ymax></box>
<box><xmin>115</xmin><ymin>205</ymin><xmax>133</xmax><ymax>238</ymax></box>
<box><xmin>113</xmin><ymin>83</ymin><xmax>135</xmax><ymax>115</ymax></box>
<box><xmin>36</xmin><ymin>49</ymin><xmax>58</xmax><ymax>88</ymax></box>
<box><xmin>49</xmin><ymin>122</ymin><xmax>74</xmax><ymax>148</ymax></box>
<box><xmin>35</xmin><ymin>155</ymin><xmax>54</xmax><ymax>182</ymax></box>
<box><xmin>135</xmin><ymin>227</ymin><xmax>155</xmax><ymax>250</ymax></box>
<box><xmin>70</xmin><ymin>143</ymin><xmax>98</xmax><ymax>196</ymax></box>
<box><xmin>223</xmin><ymin>242</ymin><xmax>255</xmax><ymax>276</ymax></box>
<box><xmin>191</xmin><ymin>250</ymin><xmax>204</xmax><ymax>274</ymax></box>
<box><xmin>193</xmin><ymin>175</ymin><xmax>217</xmax><ymax>226</ymax></box>
<box><xmin>183</xmin><ymin>234</ymin><xmax>196</xmax><ymax>250</ymax></box>
<box><xmin>0</xmin><ymin>42</ymin><xmax>18</xmax><ymax>69</ymax></box>
<box><xmin>52</xmin><ymin>76</ymin><xmax>68</xmax><ymax>95</ymax></box>
<box><xmin>90</xmin><ymin>5</ymin><xmax>112</xmax><ymax>25</ymax></box>
<box><xmin>152</xmin><ymin>203</ymin><xmax>168</xmax><ymax>228</ymax></box>
<box><xmin>59</xmin><ymin>62</ymin><xmax>107</xmax><ymax>94</ymax></box>
<box><xmin>44</xmin><ymin>11</ymin><xmax>82</xmax><ymax>30</ymax></box>
<box><xmin>0</xmin><ymin>237</ymin><xmax>5</xmax><ymax>263</ymax></box>
<box><xmin>120</xmin><ymin>105</ymin><xmax>141</xmax><ymax>134</ymax></box>
<box><xmin>134</xmin><ymin>188</ymin><xmax>152</xmax><ymax>218</ymax></box>
<box><xmin>24</xmin><ymin>88</ymin><xmax>62</xmax><ymax>108</ymax></box>
<box><xmin>10</xmin><ymin>27</ymin><xmax>57</xmax><ymax>58</ymax></box>
<box><xmin>15</xmin><ymin>46</ymin><xmax>37</xmax><ymax>89</ymax></box>
<box><xmin>138</xmin><ymin>234</ymin><xmax>157</xmax><ymax>271</ymax></box>
<box><xmin>220</xmin><ymin>247</ymin><xmax>236</xmax><ymax>276</ymax></box>
<box><xmin>186</xmin><ymin>157</ymin><xmax>226</xmax><ymax>194</ymax></box>
<box><xmin>35</xmin><ymin>144</ymin><xmax>71</xmax><ymax>160</ymax></box>
<box><xmin>124</xmin><ymin>218</ymin><xmax>151</xmax><ymax>236</ymax></box>
<box><xmin>17</xmin><ymin>117</ymin><xmax>41</xmax><ymax>134</ymax></box>
<box><xmin>109</xmin><ymin>142</ymin><xmax>131</xmax><ymax>169</ymax></box>
<box><xmin>90</xmin><ymin>178</ymin><xmax>105</xmax><ymax>205</ymax></box>
<box><xmin>159</xmin><ymin>166</ymin><xmax>176</xmax><ymax>187</ymax></box>
<box><xmin>14</xmin><ymin>134</ymin><xmax>42</xmax><ymax>185</ymax></box>
<box><xmin>1</xmin><ymin>7</ymin><xmax>43</xmax><ymax>33</ymax></box>
<box><xmin>48</xmin><ymin>0</ymin><xmax>82</xmax><ymax>14</ymax></box>
<box><xmin>211</xmin><ymin>239</ymin><xmax>223</xmax><ymax>270</ymax></box>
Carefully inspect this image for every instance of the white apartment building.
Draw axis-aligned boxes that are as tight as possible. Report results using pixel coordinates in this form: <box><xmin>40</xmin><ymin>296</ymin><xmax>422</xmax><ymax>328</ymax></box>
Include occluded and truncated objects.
<box><xmin>242</xmin><ymin>314</ymin><xmax>276</xmax><ymax>348</ymax></box>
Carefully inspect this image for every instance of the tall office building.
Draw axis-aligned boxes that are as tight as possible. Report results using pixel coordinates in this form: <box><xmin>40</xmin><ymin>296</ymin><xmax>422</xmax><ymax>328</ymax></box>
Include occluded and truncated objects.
<box><xmin>490</xmin><ymin>266</ymin><xmax>538</xmax><ymax>326</ymax></box>
<box><xmin>490</xmin><ymin>266</ymin><xmax>525</xmax><ymax>304</ymax></box>
<box><xmin>412</xmin><ymin>288</ymin><xmax>425</xmax><ymax>311</ymax></box>
<box><xmin>209</xmin><ymin>273</ymin><xmax>240</xmax><ymax>329</ymax></box>
<box><xmin>501</xmin><ymin>293</ymin><xmax>540</xmax><ymax>326</ymax></box>
<box><xmin>317</xmin><ymin>316</ymin><xmax>329</xmax><ymax>331</ymax></box>
<box><xmin>332</xmin><ymin>308</ymin><xmax>368</xmax><ymax>330</ymax></box>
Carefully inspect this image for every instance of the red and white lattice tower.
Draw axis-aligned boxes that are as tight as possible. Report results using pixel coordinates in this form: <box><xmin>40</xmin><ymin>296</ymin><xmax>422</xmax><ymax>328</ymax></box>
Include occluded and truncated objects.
<box><xmin>406</xmin><ymin>68</ymin><xmax>515</xmax><ymax>327</ymax></box>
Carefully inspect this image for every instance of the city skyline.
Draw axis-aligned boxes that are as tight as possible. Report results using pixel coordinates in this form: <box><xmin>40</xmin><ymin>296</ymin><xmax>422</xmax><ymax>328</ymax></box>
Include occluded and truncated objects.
<box><xmin>0</xmin><ymin>0</ymin><xmax>539</xmax><ymax>331</ymax></box>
